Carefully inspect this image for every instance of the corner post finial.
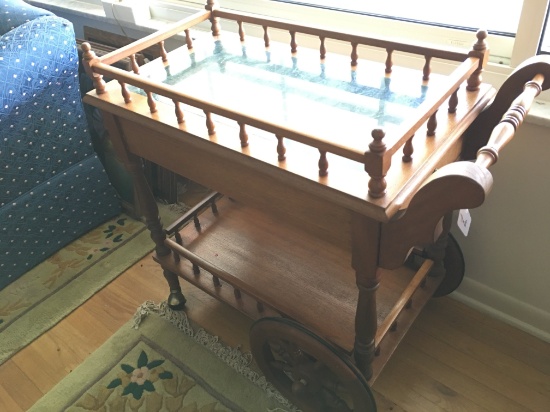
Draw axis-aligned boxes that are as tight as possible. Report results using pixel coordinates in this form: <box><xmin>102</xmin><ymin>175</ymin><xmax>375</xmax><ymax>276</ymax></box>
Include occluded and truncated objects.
<box><xmin>81</xmin><ymin>42</ymin><xmax>106</xmax><ymax>94</ymax></box>
<box><xmin>466</xmin><ymin>29</ymin><xmax>489</xmax><ymax>91</ymax></box>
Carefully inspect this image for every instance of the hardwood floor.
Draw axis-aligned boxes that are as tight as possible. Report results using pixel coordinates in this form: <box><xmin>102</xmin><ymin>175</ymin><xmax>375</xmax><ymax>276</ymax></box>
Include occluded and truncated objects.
<box><xmin>1</xmin><ymin>202</ymin><xmax>549</xmax><ymax>412</ymax></box>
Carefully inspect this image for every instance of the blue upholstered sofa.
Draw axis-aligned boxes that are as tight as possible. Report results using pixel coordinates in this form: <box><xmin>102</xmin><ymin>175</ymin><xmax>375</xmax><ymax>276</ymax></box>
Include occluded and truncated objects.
<box><xmin>0</xmin><ymin>0</ymin><xmax>121</xmax><ymax>287</ymax></box>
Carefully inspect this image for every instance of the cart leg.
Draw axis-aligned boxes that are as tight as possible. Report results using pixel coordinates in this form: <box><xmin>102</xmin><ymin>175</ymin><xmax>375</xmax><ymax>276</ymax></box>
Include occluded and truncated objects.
<box><xmin>100</xmin><ymin>112</ymin><xmax>185</xmax><ymax>307</ymax></box>
<box><xmin>354</xmin><ymin>283</ymin><xmax>378</xmax><ymax>380</ymax></box>
<box><xmin>351</xmin><ymin>214</ymin><xmax>381</xmax><ymax>381</ymax></box>
<box><xmin>163</xmin><ymin>269</ymin><xmax>186</xmax><ymax>310</ymax></box>
<box><xmin>130</xmin><ymin>156</ymin><xmax>188</xmax><ymax>308</ymax></box>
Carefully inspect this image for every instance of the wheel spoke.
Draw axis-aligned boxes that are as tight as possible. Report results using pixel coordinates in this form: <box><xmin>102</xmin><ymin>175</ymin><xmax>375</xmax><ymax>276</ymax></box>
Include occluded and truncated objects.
<box><xmin>250</xmin><ymin>318</ymin><xmax>376</xmax><ymax>411</ymax></box>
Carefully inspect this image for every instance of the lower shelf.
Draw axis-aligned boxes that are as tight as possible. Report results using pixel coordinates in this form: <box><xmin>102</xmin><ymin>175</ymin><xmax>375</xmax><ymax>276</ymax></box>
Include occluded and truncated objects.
<box><xmin>155</xmin><ymin>195</ymin><xmax>443</xmax><ymax>381</ymax></box>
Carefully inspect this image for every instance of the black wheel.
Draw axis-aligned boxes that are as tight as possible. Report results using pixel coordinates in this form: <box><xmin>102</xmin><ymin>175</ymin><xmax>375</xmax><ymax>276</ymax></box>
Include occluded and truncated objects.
<box><xmin>250</xmin><ymin>317</ymin><xmax>377</xmax><ymax>412</ymax></box>
<box><xmin>433</xmin><ymin>232</ymin><xmax>465</xmax><ymax>297</ymax></box>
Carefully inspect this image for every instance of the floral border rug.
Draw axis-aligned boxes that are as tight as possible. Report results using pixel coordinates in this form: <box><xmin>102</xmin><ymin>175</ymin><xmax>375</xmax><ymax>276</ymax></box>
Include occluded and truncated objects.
<box><xmin>29</xmin><ymin>301</ymin><xmax>296</xmax><ymax>412</ymax></box>
<box><xmin>0</xmin><ymin>205</ymin><xmax>184</xmax><ymax>365</ymax></box>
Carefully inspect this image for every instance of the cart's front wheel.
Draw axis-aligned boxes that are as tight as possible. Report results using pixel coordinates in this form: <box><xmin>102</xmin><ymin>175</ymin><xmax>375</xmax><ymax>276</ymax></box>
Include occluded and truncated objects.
<box><xmin>250</xmin><ymin>317</ymin><xmax>377</xmax><ymax>412</ymax></box>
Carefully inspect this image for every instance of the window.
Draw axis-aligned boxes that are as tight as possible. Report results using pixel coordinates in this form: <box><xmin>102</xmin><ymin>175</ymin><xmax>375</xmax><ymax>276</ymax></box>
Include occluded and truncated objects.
<box><xmin>538</xmin><ymin>1</ymin><xmax>550</xmax><ymax>53</ymax></box>
<box><xmin>275</xmin><ymin>0</ymin><xmax>523</xmax><ymax>34</ymax></box>
<box><xmin>157</xmin><ymin>0</ymin><xmax>548</xmax><ymax>68</ymax></box>
<box><xmin>66</xmin><ymin>0</ymin><xmax>550</xmax><ymax>97</ymax></box>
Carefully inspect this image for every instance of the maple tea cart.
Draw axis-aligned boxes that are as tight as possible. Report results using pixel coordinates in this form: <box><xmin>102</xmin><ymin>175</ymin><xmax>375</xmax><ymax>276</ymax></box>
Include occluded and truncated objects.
<box><xmin>82</xmin><ymin>1</ymin><xmax>550</xmax><ymax>409</ymax></box>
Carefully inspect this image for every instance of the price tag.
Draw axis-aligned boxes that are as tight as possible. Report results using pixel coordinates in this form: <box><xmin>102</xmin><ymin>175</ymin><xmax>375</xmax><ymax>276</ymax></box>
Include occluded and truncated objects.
<box><xmin>457</xmin><ymin>209</ymin><xmax>472</xmax><ymax>237</ymax></box>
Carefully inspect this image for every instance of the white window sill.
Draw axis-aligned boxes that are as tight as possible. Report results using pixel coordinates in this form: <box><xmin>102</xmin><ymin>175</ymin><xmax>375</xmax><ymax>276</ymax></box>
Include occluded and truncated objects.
<box><xmin>27</xmin><ymin>0</ymin><xmax>550</xmax><ymax>128</ymax></box>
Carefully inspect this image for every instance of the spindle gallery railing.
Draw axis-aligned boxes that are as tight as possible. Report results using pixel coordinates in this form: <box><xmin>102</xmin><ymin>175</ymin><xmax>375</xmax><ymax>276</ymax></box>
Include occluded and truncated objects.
<box><xmin>82</xmin><ymin>0</ymin><xmax>489</xmax><ymax>198</ymax></box>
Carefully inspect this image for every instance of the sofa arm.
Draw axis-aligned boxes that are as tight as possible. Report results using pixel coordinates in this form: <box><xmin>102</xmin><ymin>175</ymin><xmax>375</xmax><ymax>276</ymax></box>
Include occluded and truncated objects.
<box><xmin>0</xmin><ymin>15</ymin><xmax>96</xmax><ymax>206</ymax></box>
<box><xmin>0</xmin><ymin>0</ymin><xmax>53</xmax><ymax>36</ymax></box>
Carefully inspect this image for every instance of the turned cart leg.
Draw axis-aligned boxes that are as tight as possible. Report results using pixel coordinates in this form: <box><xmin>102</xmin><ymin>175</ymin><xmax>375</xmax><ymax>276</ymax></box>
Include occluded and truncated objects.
<box><xmin>351</xmin><ymin>214</ymin><xmax>382</xmax><ymax>381</ymax></box>
<box><xmin>354</xmin><ymin>277</ymin><xmax>381</xmax><ymax>380</ymax></box>
<box><xmin>130</xmin><ymin>158</ymin><xmax>187</xmax><ymax>309</ymax></box>
<box><xmin>100</xmin><ymin>111</ymin><xmax>186</xmax><ymax>309</ymax></box>
<box><xmin>163</xmin><ymin>269</ymin><xmax>186</xmax><ymax>310</ymax></box>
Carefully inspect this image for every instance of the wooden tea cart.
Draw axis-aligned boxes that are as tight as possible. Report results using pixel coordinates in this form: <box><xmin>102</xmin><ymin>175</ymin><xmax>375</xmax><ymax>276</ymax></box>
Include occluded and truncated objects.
<box><xmin>82</xmin><ymin>1</ymin><xmax>550</xmax><ymax>409</ymax></box>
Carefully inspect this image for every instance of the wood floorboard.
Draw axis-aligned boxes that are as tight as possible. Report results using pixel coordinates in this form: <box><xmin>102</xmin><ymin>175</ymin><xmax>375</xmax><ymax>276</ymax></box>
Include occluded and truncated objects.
<box><xmin>0</xmin><ymin>359</ymin><xmax>42</xmax><ymax>411</ymax></box>
<box><xmin>412</xmin><ymin>302</ymin><xmax>550</xmax><ymax>399</ymax></box>
<box><xmin>386</xmin><ymin>341</ymin><xmax>531</xmax><ymax>412</ymax></box>
<box><xmin>421</xmin><ymin>298</ymin><xmax>550</xmax><ymax>375</ymax></box>
<box><xmin>0</xmin><ymin>381</ymin><xmax>25</xmax><ymax>412</ymax></box>
<box><xmin>1</xmin><ymin>191</ymin><xmax>549</xmax><ymax>410</ymax></box>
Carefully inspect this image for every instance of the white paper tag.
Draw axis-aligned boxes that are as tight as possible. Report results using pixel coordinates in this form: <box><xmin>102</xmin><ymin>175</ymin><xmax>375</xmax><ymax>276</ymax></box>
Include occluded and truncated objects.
<box><xmin>457</xmin><ymin>209</ymin><xmax>472</xmax><ymax>237</ymax></box>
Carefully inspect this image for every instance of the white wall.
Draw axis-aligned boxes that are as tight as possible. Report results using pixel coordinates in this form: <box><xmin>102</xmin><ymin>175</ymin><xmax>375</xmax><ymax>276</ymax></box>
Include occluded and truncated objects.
<box><xmin>451</xmin><ymin>121</ymin><xmax>550</xmax><ymax>342</ymax></box>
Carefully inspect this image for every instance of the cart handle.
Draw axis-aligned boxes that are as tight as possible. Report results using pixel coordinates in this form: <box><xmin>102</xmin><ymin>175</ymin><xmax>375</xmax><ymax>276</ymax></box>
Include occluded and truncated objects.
<box><xmin>475</xmin><ymin>73</ymin><xmax>544</xmax><ymax>169</ymax></box>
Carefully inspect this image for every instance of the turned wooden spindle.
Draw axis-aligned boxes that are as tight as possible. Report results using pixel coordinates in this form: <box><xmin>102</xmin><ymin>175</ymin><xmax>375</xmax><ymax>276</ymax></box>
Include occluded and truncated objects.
<box><xmin>238</xmin><ymin>21</ymin><xmax>245</xmax><ymax>42</ymax></box>
<box><xmin>174</xmin><ymin>100</ymin><xmax>185</xmax><ymax>124</ymax></box>
<box><xmin>159</xmin><ymin>41</ymin><xmax>168</xmax><ymax>62</ymax></box>
<box><xmin>367</xmin><ymin>129</ymin><xmax>388</xmax><ymax>198</ymax></box>
<box><xmin>193</xmin><ymin>263</ymin><xmax>201</xmax><ymax>275</ymax></box>
<box><xmin>206</xmin><ymin>0</ymin><xmax>220</xmax><ymax>37</ymax></box>
<box><xmin>130</xmin><ymin>54</ymin><xmax>140</xmax><ymax>75</ymax></box>
<box><xmin>476</xmin><ymin>74</ymin><xmax>544</xmax><ymax>168</ymax></box>
<box><xmin>448</xmin><ymin>88</ymin><xmax>459</xmax><ymax>113</ymax></box>
<box><xmin>184</xmin><ymin>29</ymin><xmax>194</xmax><ymax>49</ymax></box>
<box><xmin>210</xmin><ymin>200</ymin><xmax>218</xmax><ymax>215</ymax></box>
<box><xmin>80</xmin><ymin>42</ymin><xmax>106</xmax><ymax>94</ymax></box>
<box><xmin>118</xmin><ymin>81</ymin><xmax>131</xmax><ymax>103</ymax></box>
<box><xmin>427</xmin><ymin>110</ymin><xmax>438</xmax><ymax>136</ymax></box>
<box><xmin>146</xmin><ymin>91</ymin><xmax>157</xmax><ymax>113</ymax></box>
<box><xmin>319</xmin><ymin>36</ymin><xmax>326</xmax><ymax>60</ymax></box>
<box><xmin>318</xmin><ymin>150</ymin><xmax>328</xmax><ymax>176</ymax></box>
<box><xmin>234</xmin><ymin>288</ymin><xmax>242</xmax><ymax>299</ymax></box>
<box><xmin>385</xmin><ymin>49</ymin><xmax>393</xmax><ymax>73</ymax></box>
<box><xmin>238</xmin><ymin>122</ymin><xmax>249</xmax><ymax>147</ymax></box>
<box><xmin>467</xmin><ymin>29</ymin><xmax>488</xmax><ymax>91</ymax></box>
<box><xmin>402</xmin><ymin>135</ymin><xmax>414</xmax><ymax>162</ymax></box>
<box><xmin>351</xmin><ymin>42</ymin><xmax>358</xmax><ymax>67</ymax></box>
<box><xmin>276</xmin><ymin>135</ymin><xmax>286</xmax><ymax>161</ymax></box>
<box><xmin>423</xmin><ymin>56</ymin><xmax>432</xmax><ymax>81</ymax></box>
<box><xmin>173</xmin><ymin>232</ymin><xmax>182</xmax><ymax>263</ymax></box>
<box><xmin>290</xmin><ymin>31</ymin><xmax>297</xmax><ymax>53</ymax></box>
<box><xmin>193</xmin><ymin>215</ymin><xmax>201</xmax><ymax>231</ymax></box>
<box><xmin>263</xmin><ymin>25</ymin><xmax>270</xmax><ymax>48</ymax></box>
<box><xmin>205</xmin><ymin>111</ymin><xmax>216</xmax><ymax>135</ymax></box>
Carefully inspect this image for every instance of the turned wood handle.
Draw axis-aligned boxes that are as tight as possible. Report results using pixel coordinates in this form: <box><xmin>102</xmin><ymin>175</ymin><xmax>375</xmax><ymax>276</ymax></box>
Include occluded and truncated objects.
<box><xmin>475</xmin><ymin>73</ymin><xmax>544</xmax><ymax>169</ymax></box>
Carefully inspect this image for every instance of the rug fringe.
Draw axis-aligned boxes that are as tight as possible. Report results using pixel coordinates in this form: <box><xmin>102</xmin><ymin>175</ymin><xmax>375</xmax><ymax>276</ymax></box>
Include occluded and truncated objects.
<box><xmin>133</xmin><ymin>300</ymin><xmax>300</xmax><ymax>412</ymax></box>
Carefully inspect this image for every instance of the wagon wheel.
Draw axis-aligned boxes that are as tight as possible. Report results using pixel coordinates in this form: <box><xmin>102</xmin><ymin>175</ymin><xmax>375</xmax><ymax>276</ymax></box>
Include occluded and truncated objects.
<box><xmin>250</xmin><ymin>317</ymin><xmax>377</xmax><ymax>412</ymax></box>
<box><xmin>433</xmin><ymin>232</ymin><xmax>465</xmax><ymax>297</ymax></box>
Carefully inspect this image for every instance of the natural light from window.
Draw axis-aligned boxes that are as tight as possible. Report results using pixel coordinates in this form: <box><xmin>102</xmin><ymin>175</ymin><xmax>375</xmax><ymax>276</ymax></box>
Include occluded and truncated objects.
<box><xmin>276</xmin><ymin>0</ymin><xmax>524</xmax><ymax>34</ymax></box>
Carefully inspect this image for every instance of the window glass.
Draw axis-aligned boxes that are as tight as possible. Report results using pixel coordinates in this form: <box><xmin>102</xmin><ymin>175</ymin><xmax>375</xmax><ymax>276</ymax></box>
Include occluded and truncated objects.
<box><xmin>538</xmin><ymin>1</ymin><xmax>550</xmax><ymax>53</ymax></box>
<box><xmin>276</xmin><ymin>0</ymin><xmax>523</xmax><ymax>35</ymax></box>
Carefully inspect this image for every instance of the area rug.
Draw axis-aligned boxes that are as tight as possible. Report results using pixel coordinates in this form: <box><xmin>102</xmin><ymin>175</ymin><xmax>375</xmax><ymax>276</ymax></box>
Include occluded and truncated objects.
<box><xmin>0</xmin><ymin>205</ymin><xmax>185</xmax><ymax>365</ymax></box>
<box><xmin>28</xmin><ymin>301</ymin><xmax>296</xmax><ymax>412</ymax></box>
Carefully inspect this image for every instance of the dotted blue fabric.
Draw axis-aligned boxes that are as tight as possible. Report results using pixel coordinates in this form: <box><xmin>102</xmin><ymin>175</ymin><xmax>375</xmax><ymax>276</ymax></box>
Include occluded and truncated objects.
<box><xmin>0</xmin><ymin>156</ymin><xmax>120</xmax><ymax>288</ymax></box>
<box><xmin>1</xmin><ymin>1</ymin><xmax>121</xmax><ymax>286</ymax></box>
<box><xmin>0</xmin><ymin>0</ymin><xmax>53</xmax><ymax>35</ymax></box>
